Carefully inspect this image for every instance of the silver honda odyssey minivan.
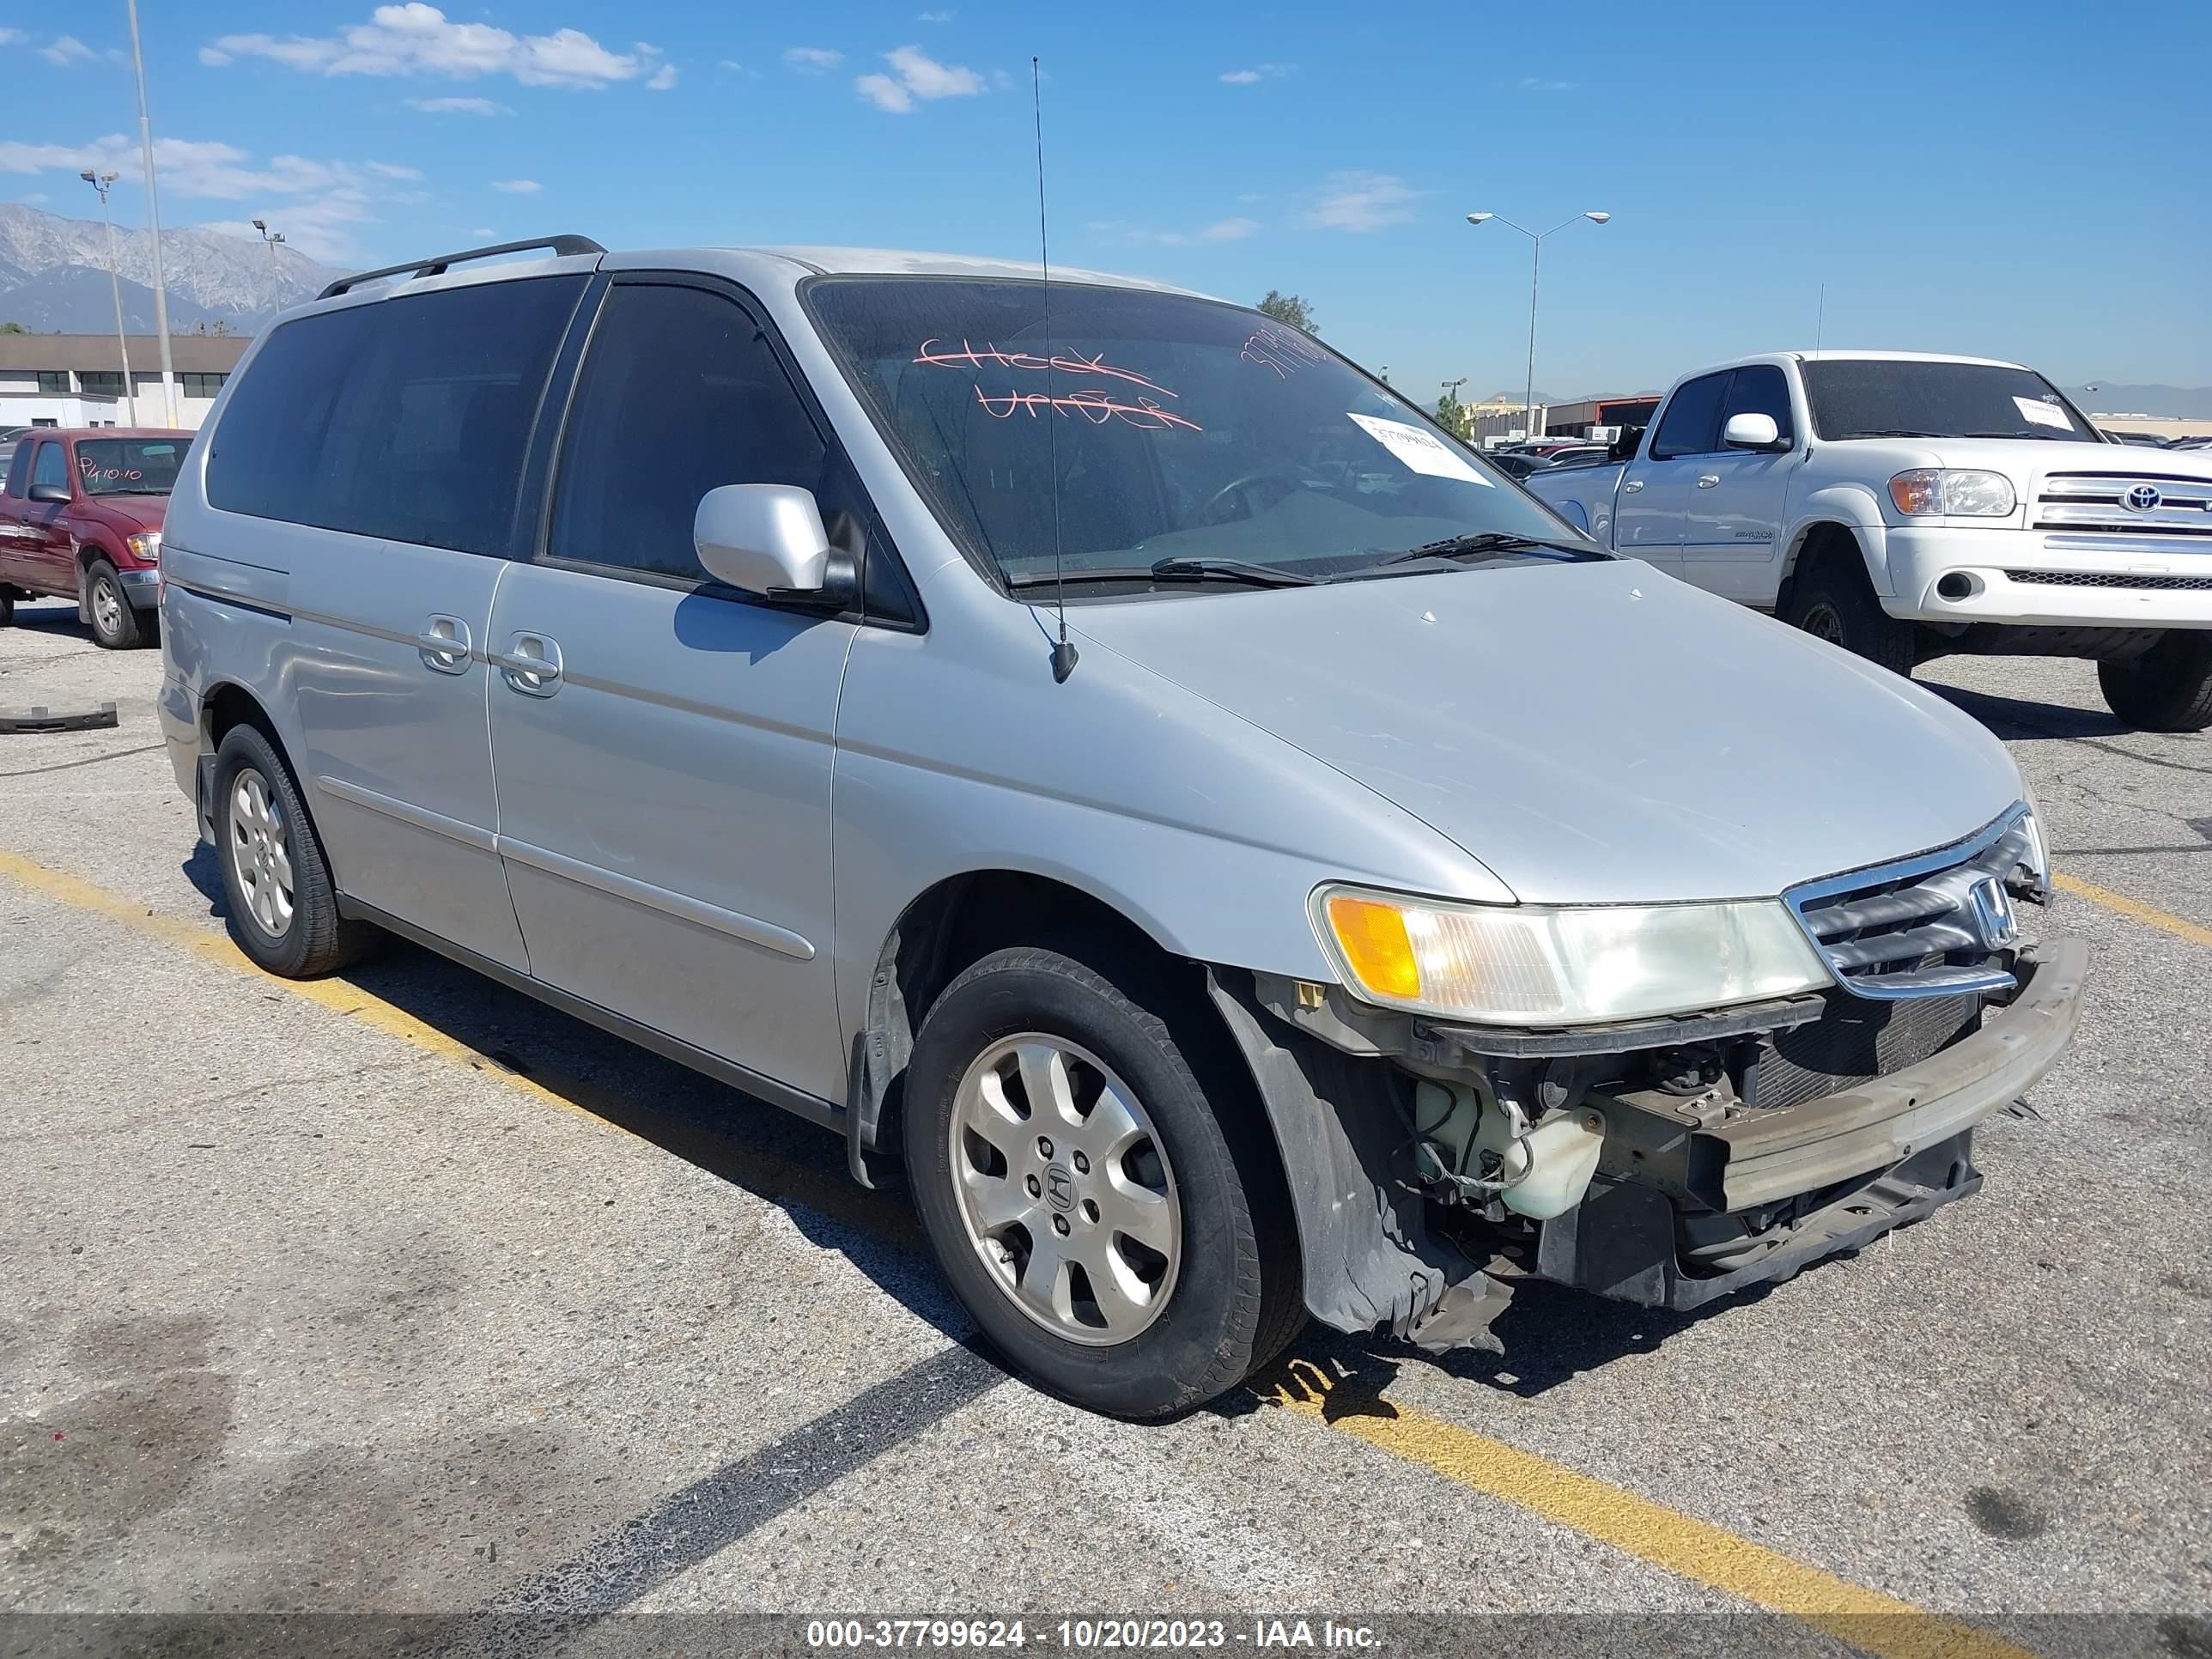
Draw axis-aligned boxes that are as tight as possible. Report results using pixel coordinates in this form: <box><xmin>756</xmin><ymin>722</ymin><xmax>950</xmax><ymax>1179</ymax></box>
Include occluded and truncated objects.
<box><xmin>159</xmin><ymin>236</ymin><xmax>2085</xmax><ymax>1418</ymax></box>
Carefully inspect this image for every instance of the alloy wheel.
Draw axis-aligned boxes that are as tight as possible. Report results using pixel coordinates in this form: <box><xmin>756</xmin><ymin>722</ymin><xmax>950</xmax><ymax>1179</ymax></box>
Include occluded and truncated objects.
<box><xmin>948</xmin><ymin>1034</ymin><xmax>1182</xmax><ymax>1346</ymax></box>
<box><xmin>228</xmin><ymin>767</ymin><xmax>295</xmax><ymax>939</ymax></box>
<box><xmin>90</xmin><ymin>576</ymin><xmax>123</xmax><ymax>639</ymax></box>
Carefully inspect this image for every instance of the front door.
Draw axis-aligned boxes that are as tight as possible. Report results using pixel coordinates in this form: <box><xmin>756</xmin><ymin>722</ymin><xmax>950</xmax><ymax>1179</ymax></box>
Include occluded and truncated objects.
<box><xmin>1680</xmin><ymin>365</ymin><xmax>1800</xmax><ymax>605</ymax></box>
<box><xmin>21</xmin><ymin>440</ymin><xmax>78</xmax><ymax>596</ymax></box>
<box><xmin>487</xmin><ymin>276</ymin><xmax>857</xmax><ymax>1102</ymax></box>
<box><xmin>1616</xmin><ymin>370</ymin><xmax>1731</xmax><ymax>578</ymax></box>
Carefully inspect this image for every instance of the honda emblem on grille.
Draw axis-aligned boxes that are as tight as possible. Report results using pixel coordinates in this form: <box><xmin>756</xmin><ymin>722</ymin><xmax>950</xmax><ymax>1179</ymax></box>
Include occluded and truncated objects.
<box><xmin>2123</xmin><ymin>484</ymin><xmax>2162</xmax><ymax>512</ymax></box>
<box><xmin>1966</xmin><ymin>877</ymin><xmax>2018</xmax><ymax>950</ymax></box>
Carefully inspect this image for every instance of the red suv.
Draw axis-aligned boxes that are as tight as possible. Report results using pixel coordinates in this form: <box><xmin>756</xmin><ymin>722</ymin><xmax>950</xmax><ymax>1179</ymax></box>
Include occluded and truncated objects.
<box><xmin>0</xmin><ymin>428</ymin><xmax>193</xmax><ymax>648</ymax></box>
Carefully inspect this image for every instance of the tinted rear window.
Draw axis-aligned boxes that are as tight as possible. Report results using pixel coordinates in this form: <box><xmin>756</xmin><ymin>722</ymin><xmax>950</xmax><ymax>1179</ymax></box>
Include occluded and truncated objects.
<box><xmin>206</xmin><ymin>275</ymin><xmax>586</xmax><ymax>556</ymax></box>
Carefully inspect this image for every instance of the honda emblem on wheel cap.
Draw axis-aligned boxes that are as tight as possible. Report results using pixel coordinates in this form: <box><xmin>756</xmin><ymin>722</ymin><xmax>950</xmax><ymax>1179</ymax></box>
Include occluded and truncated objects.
<box><xmin>1966</xmin><ymin>877</ymin><xmax>2019</xmax><ymax>950</ymax></box>
<box><xmin>1044</xmin><ymin>1164</ymin><xmax>1075</xmax><ymax>1212</ymax></box>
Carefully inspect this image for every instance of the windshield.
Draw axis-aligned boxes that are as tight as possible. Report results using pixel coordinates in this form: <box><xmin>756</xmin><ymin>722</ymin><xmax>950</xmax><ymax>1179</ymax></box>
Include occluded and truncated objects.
<box><xmin>805</xmin><ymin>277</ymin><xmax>1586</xmax><ymax>588</ymax></box>
<box><xmin>76</xmin><ymin>438</ymin><xmax>187</xmax><ymax>495</ymax></box>
<box><xmin>1801</xmin><ymin>361</ymin><xmax>2097</xmax><ymax>442</ymax></box>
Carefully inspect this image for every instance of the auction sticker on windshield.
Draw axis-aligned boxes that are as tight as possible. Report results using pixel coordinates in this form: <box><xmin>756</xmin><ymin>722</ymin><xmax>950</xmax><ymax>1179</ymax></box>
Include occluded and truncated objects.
<box><xmin>2014</xmin><ymin>396</ymin><xmax>2073</xmax><ymax>431</ymax></box>
<box><xmin>1346</xmin><ymin>412</ymin><xmax>1493</xmax><ymax>485</ymax></box>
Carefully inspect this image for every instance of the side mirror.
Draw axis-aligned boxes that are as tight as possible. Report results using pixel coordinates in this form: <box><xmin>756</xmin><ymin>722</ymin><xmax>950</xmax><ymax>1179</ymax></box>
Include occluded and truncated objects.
<box><xmin>694</xmin><ymin>484</ymin><xmax>836</xmax><ymax>598</ymax></box>
<box><xmin>27</xmin><ymin>482</ymin><xmax>70</xmax><ymax>504</ymax></box>
<box><xmin>1723</xmin><ymin>411</ymin><xmax>1783</xmax><ymax>451</ymax></box>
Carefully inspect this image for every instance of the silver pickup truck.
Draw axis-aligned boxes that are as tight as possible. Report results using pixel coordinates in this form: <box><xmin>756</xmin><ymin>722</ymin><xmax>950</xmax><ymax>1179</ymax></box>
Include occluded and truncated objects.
<box><xmin>1527</xmin><ymin>350</ymin><xmax>2212</xmax><ymax>731</ymax></box>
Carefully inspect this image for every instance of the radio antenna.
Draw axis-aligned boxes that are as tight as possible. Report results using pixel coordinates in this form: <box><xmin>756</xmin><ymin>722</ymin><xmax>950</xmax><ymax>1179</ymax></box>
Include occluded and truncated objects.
<box><xmin>1034</xmin><ymin>56</ymin><xmax>1077</xmax><ymax>684</ymax></box>
<box><xmin>1814</xmin><ymin>283</ymin><xmax>1826</xmax><ymax>356</ymax></box>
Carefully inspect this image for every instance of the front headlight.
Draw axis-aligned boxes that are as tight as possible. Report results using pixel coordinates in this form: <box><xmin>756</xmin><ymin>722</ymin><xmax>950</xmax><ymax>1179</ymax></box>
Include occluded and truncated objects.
<box><xmin>125</xmin><ymin>531</ymin><xmax>162</xmax><ymax>562</ymax></box>
<box><xmin>1313</xmin><ymin>884</ymin><xmax>1831</xmax><ymax>1027</ymax></box>
<box><xmin>2015</xmin><ymin>787</ymin><xmax>2051</xmax><ymax>892</ymax></box>
<box><xmin>1888</xmin><ymin>469</ymin><xmax>2016</xmax><ymax>517</ymax></box>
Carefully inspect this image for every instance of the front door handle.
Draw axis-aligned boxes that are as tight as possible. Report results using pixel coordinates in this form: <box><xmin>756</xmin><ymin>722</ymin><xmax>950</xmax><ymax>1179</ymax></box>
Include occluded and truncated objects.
<box><xmin>491</xmin><ymin>632</ymin><xmax>564</xmax><ymax>697</ymax></box>
<box><xmin>1622</xmin><ymin>479</ymin><xmax>1645</xmax><ymax>493</ymax></box>
<box><xmin>1696</xmin><ymin>474</ymin><xmax>1721</xmax><ymax>489</ymax></box>
<box><xmin>416</xmin><ymin>614</ymin><xmax>473</xmax><ymax>674</ymax></box>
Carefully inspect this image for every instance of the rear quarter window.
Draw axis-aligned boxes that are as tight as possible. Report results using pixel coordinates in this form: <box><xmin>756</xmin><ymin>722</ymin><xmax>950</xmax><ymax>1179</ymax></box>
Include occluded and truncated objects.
<box><xmin>204</xmin><ymin>275</ymin><xmax>587</xmax><ymax>556</ymax></box>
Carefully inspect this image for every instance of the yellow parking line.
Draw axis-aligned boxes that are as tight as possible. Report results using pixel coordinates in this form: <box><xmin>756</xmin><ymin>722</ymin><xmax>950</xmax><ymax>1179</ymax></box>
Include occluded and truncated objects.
<box><xmin>2</xmin><ymin>845</ymin><xmax>2044</xmax><ymax>1656</ymax></box>
<box><xmin>1262</xmin><ymin>1358</ymin><xmax>2037</xmax><ymax>1659</ymax></box>
<box><xmin>2055</xmin><ymin>871</ymin><xmax>2212</xmax><ymax>949</ymax></box>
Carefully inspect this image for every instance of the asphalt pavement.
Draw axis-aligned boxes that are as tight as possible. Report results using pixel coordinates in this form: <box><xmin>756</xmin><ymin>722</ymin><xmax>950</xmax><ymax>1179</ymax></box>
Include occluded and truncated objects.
<box><xmin>2</xmin><ymin>594</ymin><xmax>2207</xmax><ymax>1657</ymax></box>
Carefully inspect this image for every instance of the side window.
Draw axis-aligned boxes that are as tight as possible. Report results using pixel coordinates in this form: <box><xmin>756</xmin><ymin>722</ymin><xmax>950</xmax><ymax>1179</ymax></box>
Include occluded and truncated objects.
<box><xmin>1649</xmin><ymin>373</ymin><xmax>1729</xmax><ymax>460</ymax></box>
<box><xmin>3</xmin><ymin>440</ymin><xmax>29</xmax><ymax>496</ymax></box>
<box><xmin>1721</xmin><ymin>365</ymin><xmax>1796</xmax><ymax>447</ymax></box>
<box><xmin>548</xmin><ymin>283</ymin><xmax>831</xmax><ymax>582</ymax></box>
<box><xmin>206</xmin><ymin>274</ymin><xmax>587</xmax><ymax>556</ymax></box>
<box><xmin>31</xmin><ymin>441</ymin><xmax>69</xmax><ymax>491</ymax></box>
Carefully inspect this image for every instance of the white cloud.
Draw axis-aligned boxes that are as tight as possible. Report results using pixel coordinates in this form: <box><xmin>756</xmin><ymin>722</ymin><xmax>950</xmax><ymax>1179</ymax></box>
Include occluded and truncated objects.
<box><xmin>492</xmin><ymin>178</ymin><xmax>542</xmax><ymax>193</ymax></box>
<box><xmin>0</xmin><ymin>133</ymin><xmax>418</xmax><ymax>259</ymax></box>
<box><xmin>1095</xmin><ymin>216</ymin><xmax>1263</xmax><ymax>247</ymax></box>
<box><xmin>917</xmin><ymin>9</ymin><xmax>955</xmax><ymax>20</ymax></box>
<box><xmin>22</xmin><ymin>191</ymin><xmax>49</xmax><ymax>204</ymax></box>
<box><xmin>471</xmin><ymin>225</ymin><xmax>495</xmax><ymax>236</ymax></box>
<box><xmin>406</xmin><ymin>94</ymin><xmax>511</xmax><ymax>114</ymax></box>
<box><xmin>1303</xmin><ymin>170</ymin><xmax>1420</xmax><ymax>232</ymax></box>
<box><xmin>783</xmin><ymin>46</ymin><xmax>843</xmax><ymax>71</ymax></box>
<box><xmin>1521</xmin><ymin>76</ymin><xmax>1577</xmax><ymax>91</ymax></box>
<box><xmin>203</xmin><ymin>5</ymin><xmax>665</xmax><ymax>90</ymax></box>
<box><xmin>855</xmin><ymin>44</ymin><xmax>985</xmax><ymax>112</ymax></box>
<box><xmin>40</xmin><ymin>35</ymin><xmax>98</xmax><ymax>67</ymax></box>
<box><xmin>647</xmin><ymin>63</ymin><xmax>678</xmax><ymax>89</ymax></box>
<box><xmin>1218</xmin><ymin>63</ymin><xmax>1291</xmax><ymax>85</ymax></box>
<box><xmin>0</xmin><ymin>28</ymin><xmax>25</xmax><ymax>46</ymax></box>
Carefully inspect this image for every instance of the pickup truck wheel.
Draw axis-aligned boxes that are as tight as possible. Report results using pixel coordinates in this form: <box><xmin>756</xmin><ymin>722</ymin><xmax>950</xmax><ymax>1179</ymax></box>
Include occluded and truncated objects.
<box><xmin>2098</xmin><ymin>631</ymin><xmax>2212</xmax><ymax>733</ymax></box>
<box><xmin>84</xmin><ymin>560</ymin><xmax>146</xmax><ymax>650</ymax></box>
<box><xmin>1783</xmin><ymin>555</ymin><xmax>1917</xmax><ymax>678</ymax></box>
<box><xmin>905</xmin><ymin>945</ymin><xmax>1299</xmax><ymax>1419</ymax></box>
<box><xmin>211</xmin><ymin>725</ymin><xmax>380</xmax><ymax>976</ymax></box>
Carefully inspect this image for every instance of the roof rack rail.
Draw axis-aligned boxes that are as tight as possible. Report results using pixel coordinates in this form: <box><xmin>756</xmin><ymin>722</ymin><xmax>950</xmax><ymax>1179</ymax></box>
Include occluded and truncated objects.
<box><xmin>319</xmin><ymin>234</ymin><xmax>606</xmax><ymax>301</ymax></box>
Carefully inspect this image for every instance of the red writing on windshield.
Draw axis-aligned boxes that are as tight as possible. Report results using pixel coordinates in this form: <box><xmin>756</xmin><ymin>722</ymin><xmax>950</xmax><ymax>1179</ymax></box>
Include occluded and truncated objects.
<box><xmin>916</xmin><ymin>338</ymin><xmax>1179</xmax><ymax>398</ymax></box>
<box><xmin>973</xmin><ymin>386</ymin><xmax>1202</xmax><ymax>431</ymax></box>
<box><xmin>1239</xmin><ymin>326</ymin><xmax>1326</xmax><ymax>379</ymax></box>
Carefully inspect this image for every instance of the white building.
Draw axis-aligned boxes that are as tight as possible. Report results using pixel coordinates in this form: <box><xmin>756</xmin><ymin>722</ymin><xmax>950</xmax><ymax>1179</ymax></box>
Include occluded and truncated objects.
<box><xmin>0</xmin><ymin>332</ymin><xmax>249</xmax><ymax>431</ymax></box>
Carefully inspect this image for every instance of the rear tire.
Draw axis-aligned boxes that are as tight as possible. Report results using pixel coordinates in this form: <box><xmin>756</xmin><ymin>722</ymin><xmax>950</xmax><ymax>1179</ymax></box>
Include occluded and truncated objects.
<box><xmin>2098</xmin><ymin>632</ymin><xmax>2212</xmax><ymax>732</ymax></box>
<box><xmin>904</xmin><ymin>945</ymin><xmax>1300</xmax><ymax>1418</ymax></box>
<box><xmin>211</xmin><ymin>724</ymin><xmax>380</xmax><ymax>976</ymax></box>
<box><xmin>84</xmin><ymin>560</ymin><xmax>146</xmax><ymax>650</ymax></box>
<box><xmin>1783</xmin><ymin>549</ymin><xmax>1918</xmax><ymax>678</ymax></box>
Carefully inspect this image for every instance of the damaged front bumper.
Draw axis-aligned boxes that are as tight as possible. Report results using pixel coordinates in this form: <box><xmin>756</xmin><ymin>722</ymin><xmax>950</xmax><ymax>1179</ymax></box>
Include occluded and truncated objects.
<box><xmin>1208</xmin><ymin>938</ymin><xmax>2086</xmax><ymax>1350</ymax></box>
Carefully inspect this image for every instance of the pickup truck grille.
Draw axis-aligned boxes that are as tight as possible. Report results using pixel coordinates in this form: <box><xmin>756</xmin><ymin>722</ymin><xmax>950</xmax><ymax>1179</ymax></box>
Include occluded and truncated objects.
<box><xmin>1783</xmin><ymin>810</ymin><xmax>2036</xmax><ymax>1000</ymax></box>
<box><xmin>1752</xmin><ymin>990</ymin><xmax>1981</xmax><ymax>1109</ymax></box>
<box><xmin>2007</xmin><ymin>568</ymin><xmax>2212</xmax><ymax>592</ymax></box>
<box><xmin>2033</xmin><ymin>472</ymin><xmax>2212</xmax><ymax>538</ymax></box>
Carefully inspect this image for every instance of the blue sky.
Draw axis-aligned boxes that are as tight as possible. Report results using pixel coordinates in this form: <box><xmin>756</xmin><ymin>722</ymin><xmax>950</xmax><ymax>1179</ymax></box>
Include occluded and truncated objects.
<box><xmin>4</xmin><ymin>0</ymin><xmax>2206</xmax><ymax>396</ymax></box>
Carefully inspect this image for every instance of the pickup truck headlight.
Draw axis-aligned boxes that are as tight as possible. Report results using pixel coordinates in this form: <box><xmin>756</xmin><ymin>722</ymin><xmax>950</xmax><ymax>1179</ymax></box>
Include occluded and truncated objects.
<box><xmin>1314</xmin><ymin>884</ymin><xmax>1830</xmax><ymax>1026</ymax></box>
<box><xmin>1888</xmin><ymin>469</ymin><xmax>2015</xmax><ymax>517</ymax></box>
<box><xmin>125</xmin><ymin>532</ymin><xmax>162</xmax><ymax>562</ymax></box>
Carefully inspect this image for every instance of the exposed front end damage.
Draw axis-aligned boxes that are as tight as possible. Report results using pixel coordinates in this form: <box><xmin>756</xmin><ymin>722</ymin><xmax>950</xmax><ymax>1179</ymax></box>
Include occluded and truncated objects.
<box><xmin>1206</xmin><ymin>934</ymin><xmax>2086</xmax><ymax>1354</ymax></box>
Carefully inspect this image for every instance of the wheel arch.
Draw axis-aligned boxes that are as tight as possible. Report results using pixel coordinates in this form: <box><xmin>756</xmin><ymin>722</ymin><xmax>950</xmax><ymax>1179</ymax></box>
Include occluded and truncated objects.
<box><xmin>1778</xmin><ymin>517</ymin><xmax>1869</xmax><ymax>614</ymax></box>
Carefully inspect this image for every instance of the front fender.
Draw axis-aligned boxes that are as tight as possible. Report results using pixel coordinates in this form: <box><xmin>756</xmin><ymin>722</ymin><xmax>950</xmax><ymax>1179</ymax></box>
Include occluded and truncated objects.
<box><xmin>1784</xmin><ymin>485</ymin><xmax>1892</xmax><ymax>593</ymax></box>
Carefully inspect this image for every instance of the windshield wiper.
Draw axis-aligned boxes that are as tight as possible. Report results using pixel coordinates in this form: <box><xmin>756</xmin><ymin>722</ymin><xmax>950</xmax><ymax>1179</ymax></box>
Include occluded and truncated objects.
<box><xmin>1832</xmin><ymin>428</ymin><xmax>1946</xmax><ymax>439</ymax></box>
<box><xmin>1963</xmin><ymin>430</ymin><xmax>2067</xmax><ymax>440</ymax></box>
<box><xmin>1004</xmin><ymin>557</ymin><xmax>1314</xmax><ymax>592</ymax></box>
<box><xmin>1364</xmin><ymin>532</ymin><xmax>1601</xmax><ymax>571</ymax></box>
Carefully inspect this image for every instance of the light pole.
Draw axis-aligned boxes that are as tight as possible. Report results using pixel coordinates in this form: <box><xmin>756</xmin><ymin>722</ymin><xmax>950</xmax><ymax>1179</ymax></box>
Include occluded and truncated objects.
<box><xmin>125</xmin><ymin>0</ymin><xmax>179</xmax><ymax>427</ymax></box>
<box><xmin>80</xmin><ymin>169</ymin><xmax>137</xmax><ymax>427</ymax></box>
<box><xmin>1465</xmin><ymin>210</ymin><xmax>1610</xmax><ymax>440</ymax></box>
<box><xmin>252</xmin><ymin>219</ymin><xmax>287</xmax><ymax>312</ymax></box>
<box><xmin>1439</xmin><ymin>375</ymin><xmax>1468</xmax><ymax>439</ymax></box>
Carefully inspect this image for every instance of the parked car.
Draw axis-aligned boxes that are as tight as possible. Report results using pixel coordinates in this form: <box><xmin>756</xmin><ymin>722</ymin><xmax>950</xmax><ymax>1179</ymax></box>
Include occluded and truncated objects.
<box><xmin>159</xmin><ymin>240</ymin><xmax>2083</xmax><ymax>1417</ymax></box>
<box><xmin>1486</xmin><ymin>450</ymin><xmax>1546</xmax><ymax>478</ymax></box>
<box><xmin>0</xmin><ymin>427</ymin><xmax>192</xmax><ymax>645</ymax></box>
<box><xmin>1526</xmin><ymin>352</ymin><xmax>2212</xmax><ymax>731</ymax></box>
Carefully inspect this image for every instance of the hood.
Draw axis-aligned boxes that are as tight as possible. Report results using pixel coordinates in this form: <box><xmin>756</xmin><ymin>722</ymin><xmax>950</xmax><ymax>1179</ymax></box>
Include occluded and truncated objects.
<box><xmin>1871</xmin><ymin>434</ymin><xmax>2212</xmax><ymax>482</ymax></box>
<box><xmin>80</xmin><ymin>494</ymin><xmax>170</xmax><ymax>532</ymax></box>
<box><xmin>1070</xmin><ymin>560</ymin><xmax>2022</xmax><ymax>905</ymax></box>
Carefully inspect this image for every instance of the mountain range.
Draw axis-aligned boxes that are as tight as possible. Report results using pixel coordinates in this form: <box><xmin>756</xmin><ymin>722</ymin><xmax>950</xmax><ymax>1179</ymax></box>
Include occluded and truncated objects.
<box><xmin>0</xmin><ymin>202</ymin><xmax>337</xmax><ymax>334</ymax></box>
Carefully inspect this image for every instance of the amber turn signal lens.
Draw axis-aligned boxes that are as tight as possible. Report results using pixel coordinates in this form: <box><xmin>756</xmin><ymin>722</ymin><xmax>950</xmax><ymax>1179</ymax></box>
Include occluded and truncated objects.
<box><xmin>1323</xmin><ymin>894</ymin><xmax>1421</xmax><ymax>1000</ymax></box>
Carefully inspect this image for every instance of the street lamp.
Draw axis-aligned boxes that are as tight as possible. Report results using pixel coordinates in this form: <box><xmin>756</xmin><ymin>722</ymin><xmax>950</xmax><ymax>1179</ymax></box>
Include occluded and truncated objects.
<box><xmin>253</xmin><ymin>219</ymin><xmax>287</xmax><ymax>311</ymax></box>
<box><xmin>1465</xmin><ymin>210</ymin><xmax>1611</xmax><ymax>440</ymax></box>
<box><xmin>126</xmin><ymin>0</ymin><xmax>179</xmax><ymax>426</ymax></box>
<box><xmin>79</xmin><ymin>169</ymin><xmax>137</xmax><ymax>426</ymax></box>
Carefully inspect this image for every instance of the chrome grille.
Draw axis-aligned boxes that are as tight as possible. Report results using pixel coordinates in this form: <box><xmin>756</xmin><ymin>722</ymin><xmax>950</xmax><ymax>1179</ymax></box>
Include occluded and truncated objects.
<box><xmin>1783</xmin><ymin>809</ymin><xmax>2036</xmax><ymax>1000</ymax></box>
<box><xmin>2033</xmin><ymin>472</ymin><xmax>2212</xmax><ymax>538</ymax></box>
<box><xmin>2007</xmin><ymin>568</ymin><xmax>2212</xmax><ymax>592</ymax></box>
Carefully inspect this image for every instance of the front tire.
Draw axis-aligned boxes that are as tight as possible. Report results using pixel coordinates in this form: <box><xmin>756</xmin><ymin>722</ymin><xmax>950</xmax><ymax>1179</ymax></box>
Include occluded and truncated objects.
<box><xmin>904</xmin><ymin>945</ymin><xmax>1300</xmax><ymax>1418</ymax></box>
<box><xmin>84</xmin><ymin>560</ymin><xmax>147</xmax><ymax>650</ymax></box>
<box><xmin>2098</xmin><ymin>632</ymin><xmax>2212</xmax><ymax>732</ymax></box>
<box><xmin>211</xmin><ymin>724</ymin><xmax>379</xmax><ymax>976</ymax></box>
<box><xmin>1783</xmin><ymin>550</ymin><xmax>1918</xmax><ymax>678</ymax></box>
